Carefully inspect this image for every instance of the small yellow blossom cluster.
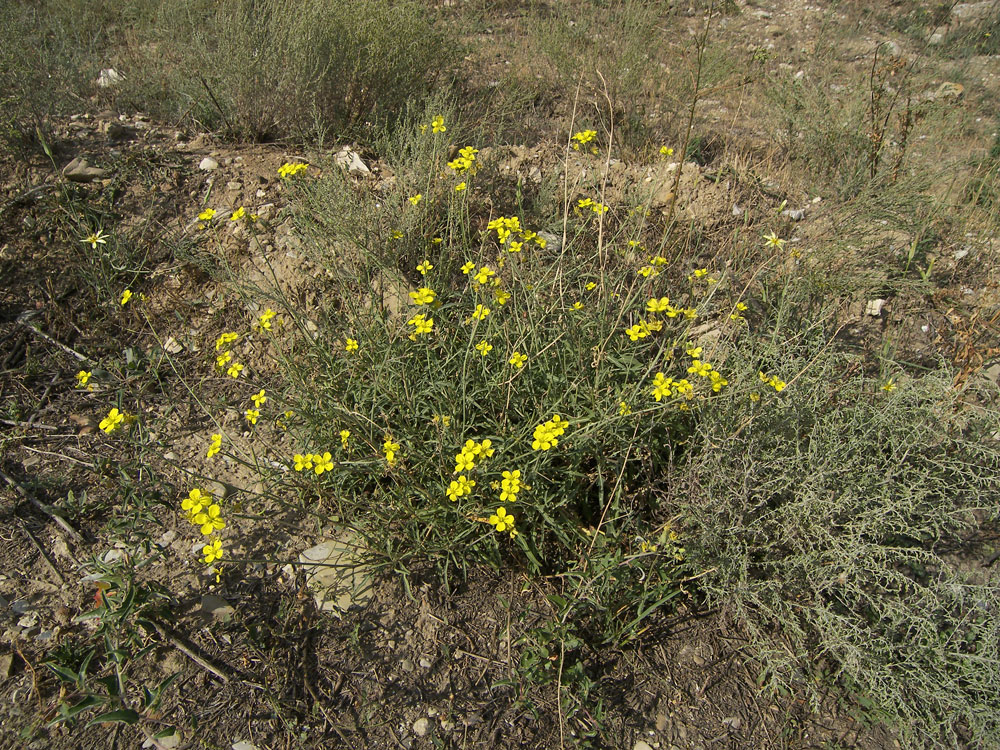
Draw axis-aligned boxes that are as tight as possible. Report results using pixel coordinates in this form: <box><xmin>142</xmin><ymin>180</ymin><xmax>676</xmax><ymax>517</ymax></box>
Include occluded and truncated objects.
<box><xmin>207</xmin><ymin>433</ymin><xmax>222</xmax><ymax>458</ymax></box>
<box><xmin>407</xmin><ymin>313</ymin><xmax>434</xmax><ymax>340</ymax></box>
<box><xmin>120</xmin><ymin>289</ymin><xmax>134</xmax><ymax>306</ymax></box>
<box><xmin>729</xmin><ymin>301</ymin><xmax>749</xmax><ymax>323</ymax></box>
<box><xmin>638</xmin><ymin>254</ymin><xmax>668</xmax><ymax>278</ymax></box>
<box><xmin>99</xmin><ymin>407</ymin><xmax>135</xmax><ymax>434</ymax></box>
<box><xmin>278</xmin><ymin>162</ymin><xmax>308</xmax><ymax>179</ymax></box>
<box><xmin>484</xmin><ymin>216</ymin><xmax>547</xmax><ymax>253</ymax></box>
<box><xmin>759</xmin><ymin>371</ymin><xmax>787</xmax><ymax>392</ymax></box>
<box><xmin>487</xmin><ymin>215</ymin><xmax>522</xmax><ymax>246</ymax></box>
<box><xmin>255</xmin><ymin>308</ymin><xmax>278</xmax><ymax>332</ymax></box>
<box><xmin>499</xmin><ymin>470</ymin><xmax>523</xmax><ymax>502</ymax></box>
<box><xmin>293</xmin><ymin>450</ymin><xmax>335</xmax><ymax>474</ymax></box>
<box><xmin>659</xmin><ymin>146</ymin><xmax>675</xmax><ymax>157</ymax></box>
<box><xmin>532</xmin><ymin>415</ymin><xmax>568</xmax><ymax>451</ymax></box>
<box><xmin>245</xmin><ymin>389</ymin><xmax>267</xmax><ymax>426</ymax></box>
<box><xmin>383</xmin><ymin>436</ymin><xmax>400</xmax><ymax>466</ymax></box>
<box><xmin>197</xmin><ymin>208</ymin><xmax>216</xmax><ymax>226</ymax></box>
<box><xmin>448</xmin><ymin>146</ymin><xmax>478</xmax><ymax>174</ymax></box>
<box><xmin>508</xmin><ymin>351</ymin><xmax>527</xmax><ymax>369</ymax></box>
<box><xmin>421</xmin><ymin>115</ymin><xmax>446</xmax><ymax>134</ymax></box>
<box><xmin>409</xmin><ymin>287</ymin><xmax>436</xmax><ymax>306</ymax></box>
<box><xmin>182</xmin><ymin>488</ymin><xmax>226</xmax><ymax>536</ymax></box>
<box><xmin>577</xmin><ymin>197</ymin><xmax>609</xmax><ymax>215</ymax></box>
<box><xmin>214</xmin><ymin>332</ymin><xmax>244</xmax><ymax>378</ymax></box>
<box><xmin>687</xmin><ymin>267</ymin><xmax>719</xmax><ymax>284</ymax></box>
<box><xmin>488</xmin><ymin>507</ymin><xmax>516</xmax><ymax>536</ymax></box>
<box><xmin>446</xmin><ymin>474</ymin><xmax>475</xmax><ymax>502</ymax></box>
<box><xmin>454</xmin><ymin>438</ymin><xmax>495</xmax><ymax>473</ymax></box>
<box><xmin>571</xmin><ymin>129</ymin><xmax>598</xmax><ymax>154</ymax></box>
<box><xmin>687</xmin><ymin>359</ymin><xmax>727</xmax><ymax>392</ymax></box>
<box><xmin>416</xmin><ymin>259</ymin><xmax>433</xmax><ymax>276</ymax></box>
<box><xmin>76</xmin><ymin>370</ymin><xmax>94</xmax><ymax>391</ymax></box>
<box><xmin>181</xmin><ymin>488</ymin><xmax>226</xmax><ymax>570</ymax></box>
<box><xmin>651</xmin><ymin>373</ymin><xmax>694</xmax><ymax>402</ymax></box>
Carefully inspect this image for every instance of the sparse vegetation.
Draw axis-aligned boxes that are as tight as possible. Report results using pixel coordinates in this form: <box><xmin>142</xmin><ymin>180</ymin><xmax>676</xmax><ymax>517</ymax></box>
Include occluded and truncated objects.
<box><xmin>2</xmin><ymin>1</ymin><xmax>999</xmax><ymax>748</ymax></box>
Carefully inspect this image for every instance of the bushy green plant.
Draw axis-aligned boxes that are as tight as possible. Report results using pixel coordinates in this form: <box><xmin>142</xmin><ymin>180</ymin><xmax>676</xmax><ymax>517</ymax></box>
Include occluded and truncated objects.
<box><xmin>682</xmin><ymin>340</ymin><xmax>1000</xmax><ymax>747</ymax></box>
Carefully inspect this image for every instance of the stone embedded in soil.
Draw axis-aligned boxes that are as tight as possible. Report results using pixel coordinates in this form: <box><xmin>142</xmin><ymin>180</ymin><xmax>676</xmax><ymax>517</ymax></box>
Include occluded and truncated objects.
<box><xmin>143</xmin><ymin>731</ymin><xmax>181</xmax><ymax>749</ymax></box>
<box><xmin>199</xmin><ymin>157</ymin><xmax>219</xmax><ymax>171</ymax></box>
<box><xmin>62</xmin><ymin>157</ymin><xmax>107</xmax><ymax>182</ymax></box>
<box><xmin>412</xmin><ymin>718</ymin><xmax>430</xmax><ymax>737</ymax></box>
<box><xmin>634</xmin><ymin>742</ymin><xmax>654</xmax><ymax>750</ymax></box>
<box><xmin>865</xmin><ymin>299</ymin><xmax>885</xmax><ymax>317</ymax></box>
<box><xmin>231</xmin><ymin>742</ymin><xmax>259</xmax><ymax>750</ymax></box>
<box><xmin>200</xmin><ymin>594</ymin><xmax>235</xmax><ymax>622</ymax></box>
<box><xmin>297</xmin><ymin>533</ymin><xmax>374</xmax><ymax>615</ymax></box>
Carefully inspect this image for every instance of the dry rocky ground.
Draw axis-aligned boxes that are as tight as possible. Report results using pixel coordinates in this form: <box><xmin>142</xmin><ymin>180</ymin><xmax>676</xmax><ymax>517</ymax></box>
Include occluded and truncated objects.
<box><xmin>1</xmin><ymin>1</ymin><xmax>999</xmax><ymax>749</ymax></box>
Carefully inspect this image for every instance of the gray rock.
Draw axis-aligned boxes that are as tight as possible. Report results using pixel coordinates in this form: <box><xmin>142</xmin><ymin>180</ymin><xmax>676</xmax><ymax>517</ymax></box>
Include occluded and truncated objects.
<box><xmin>232</xmin><ymin>742</ymin><xmax>259</xmax><ymax>750</ymax></box>
<box><xmin>412</xmin><ymin>718</ymin><xmax>430</xmax><ymax>737</ymax></box>
<box><xmin>200</xmin><ymin>594</ymin><xmax>235</xmax><ymax>622</ymax></box>
<box><xmin>62</xmin><ymin>157</ymin><xmax>107</xmax><ymax>183</ymax></box>
<box><xmin>199</xmin><ymin>157</ymin><xmax>219</xmax><ymax>171</ymax></box>
<box><xmin>143</xmin><ymin>731</ymin><xmax>181</xmax><ymax>749</ymax></box>
<box><xmin>781</xmin><ymin>208</ymin><xmax>805</xmax><ymax>221</ymax></box>
<box><xmin>634</xmin><ymin>742</ymin><xmax>654</xmax><ymax>750</ymax></box>
<box><xmin>952</xmin><ymin>2</ymin><xmax>994</xmax><ymax>20</ymax></box>
<box><xmin>929</xmin><ymin>32</ymin><xmax>945</xmax><ymax>45</ymax></box>
<box><xmin>298</xmin><ymin>533</ymin><xmax>374</xmax><ymax>615</ymax></box>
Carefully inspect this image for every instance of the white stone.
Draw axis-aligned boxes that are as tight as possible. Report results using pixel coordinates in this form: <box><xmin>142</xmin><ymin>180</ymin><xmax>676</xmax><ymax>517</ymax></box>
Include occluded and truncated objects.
<box><xmin>199</xmin><ymin>157</ymin><xmax>219</xmax><ymax>171</ymax></box>
<box><xmin>412</xmin><ymin>718</ymin><xmax>430</xmax><ymax>736</ymax></box>
<box><xmin>97</xmin><ymin>68</ymin><xmax>124</xmax><ymax>88</ymax></box>
<box><xmin>865</xmin><ymin>299</ymin><xmax>885</xmax><ymax>317</ymax></box>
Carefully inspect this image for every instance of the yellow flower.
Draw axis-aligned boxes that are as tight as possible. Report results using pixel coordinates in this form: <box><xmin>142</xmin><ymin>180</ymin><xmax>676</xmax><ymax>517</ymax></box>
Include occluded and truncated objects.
<box><xmin>216</xmin><ymin>351</ymin><xmax>232</xmax><ymax>368</ymax></box>
<box><xmin>659</xmin><ymin>146</ymin><xmax>674</xmax><ymax>157</ymax></box>
<box><xmin>314</xmin><ymin>452</ymin><xmax>334</xmax><ymax>474</ymax></box>
<box><xmin>763</xmin><ymin>231</ymin><xmax>786</xmax><ymax>250</ymax></box>
<box><xmin>417</xmin><ymin>259</ymin><xmax>433</xmax><ymax>275</ymax></box>
<box><xmin>227</xmin><ymin>362</ymin><xmax>244</xmax><ymax>378</ymax></box>
<box><xmin>340</xmin><ymin>429</ymin><xmax>351</xmax><ymax>449</ymax></box>
<box><xmin>99</xmin><ymin>407</ymin><xmax>126</xmax><ymax>433</ymax></box>
<box><xmin>383</xmin><ymin>437</ymin><xmax>400</xmax><ymax>466</ymax></box>
<box><xmin>293</xmin><ymin>453</ymin><xmax>314</xmax><ymax>471</ymax></box>
<box><xmin>75</xmin><ymin>370</ymin><xmax>93</xmax><ymax>388</ymax></box>
<box><xmin>278</xmin><ymin>162</ymin><xmax>308</xmax><ymax>179</ymax></box>
<box><xmin>585</xmin><ymin>281</ymin><xmax>597</xmax><ymax>291</ymax></box>
<box><xmin>446</xmin><ymin>475</ymin><xmax>476</xmax><ymax>502</ymax></box>
<box><xmin>500</xmin><ymin>470</ymin><xmax>522</xmax><ymax>502</ymax></box>
<box><xmin>408</xmin><ymin>194</ymin><xmax>422</xmax><ymax>206</ymax></box>
<box><xmin>182</xmin><ymin>488</ymin><xmax>208</xmax><ymax>516</ymax></box>
<box><xmin>345</xmin><ymin>338</ymin><xmax>359</xmax><ymax>353</ymax></box>
<box><xmin>207</xmin><ymin>433</ymin><xmax>222</xmax><ymax>458</ymax></box>
<box><xmin>488</xmin><ymin>507</ymin><xmax>515</xmax><ymax>533</ymax></box>
<box><xmin>201</xmin><ymin>539</ymin><xmax>223</xmax><ymax>564</ymax></box>
<box><xmin>461</xmin><ymin>261</ymin><xmax>475</xmax><ymax>275</ymax></box>
<box><xmin>230</xmin><ymin>206</ymin><xmax>246</xmax><ymax>221</ymax></box>
<box><xmin>473</xmin><ymin>266</ymin><xmax>495</xmax><ymax>285</ymax></box>
<box><xmin>646</xmin><ymin>296</ymin><xmax>671</xmax><ymax>313</ymax></box>
<box><xmin>475</xmin><ymin>339</ymin><xmax>493</xmax><ymax>357</ymax></box>
<box><xmin>472</xmin><ymin>304</ymin><xmax>490</xmax><ymax>321</ymax></box>
<box><xmin>882</xmin><ymin>378</ymin><xmax>897</xmax><ymax>392</ymax></box>
<box><xmin>687</xmin><ymin>359</ymin><xmax>713</xmax><ymax>378</ymax></box>
<box><xmin>571</xmin><ymin>130</ymin><xmax>597</xmax><ymax>150</ymax></box>
<box><xmin>409</xmin><ymin>287</ymin><xmax>436</xmax><ymax>306</ymax></box>
<box><xmin>215</xmin><ymin>332</ymin><xmax>238</xmax><ymax>351</ymax></box>
<box><xmin>572</xmin><ymin>301</ymin><xmax>584</xmax><ymax>310</ymax></box>
<box><xmin>508</xmin><ymin>351</ymin><xmax>527</xmax><ymax>369</ymax></box>
<box><xmin>407</xmin><ymin>314</ymin><xmax>434</xmax><ymax>337</ymax></box>
<box><xmin>195</xmin><ymin>504</ymin><xmax>225</xmax><ymax>536</ymax></box>
<box><xmin>455</xmin><ymin>182</ymin><xmax>467</xmax><ymax>192</ymax></box>
<box><xmin>197</xmin><ymin>208</ymin><xmax>216</xmax><ymax>222</ymax></box>
<box><xmin>256</xmin><ymin>309</ymin><xmax>277</xmax><ymax>331</ymax></box>
<box><xmin>619</xmin><ymin>401</ymin><xmax>632</xmax><ymax>415</ymax></box>
<box><xmin>120</xmin><ymin>289</ymin><xmax>133</xmax><ymax>306</ymax></box>
<box><xmin>245</xmin><ymin>408</ymin><xmax>260</xmax><ymax>425</ymax></box>
<box><xmin>251</xmin><ymin>389</ymin><xmax>267</xmax><ymax>407</ymax></box>
<box><xmin>652</xmin><ymin>373</ymin><xmax>674</xmax><ymax>402</ymax></box>
<box><xmin>431</xmin><ymin>115</ymin><xmax>446</xmax><ymax>133</ymax></box>
<box><xmin>81</xmin><ymin>230</ymin><xmax>107</xmax><ymax>249</ymax></box>
<box><xmin>495</xmin><ymin>289</ymin><xmax>511</xmax><ymax>305</ymax></box>
<box><xmin>638</xmin><ymin>265</ymin><xmax>658</xmax><ymax>278</ymax></box>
